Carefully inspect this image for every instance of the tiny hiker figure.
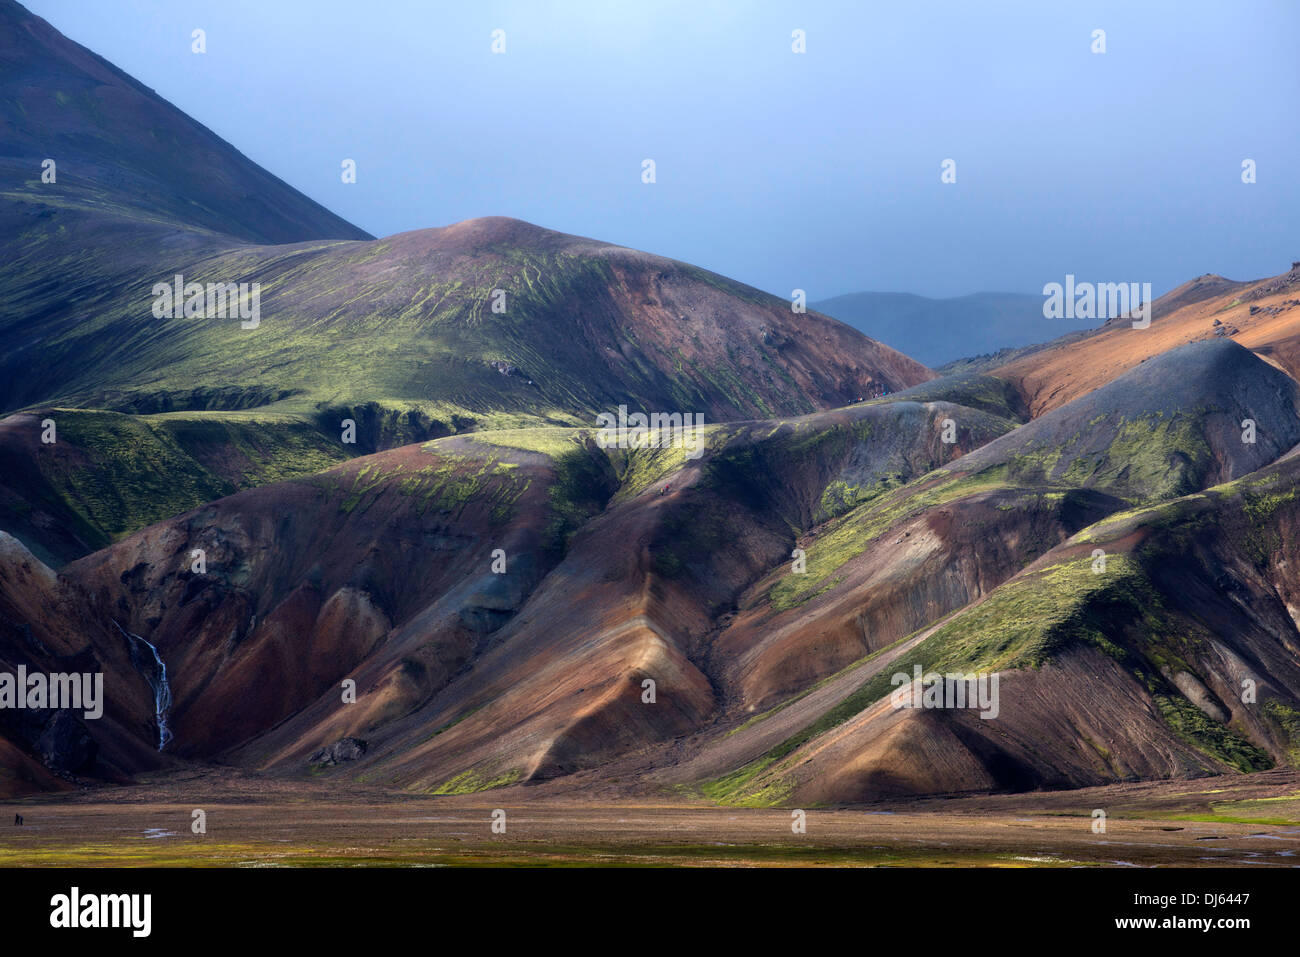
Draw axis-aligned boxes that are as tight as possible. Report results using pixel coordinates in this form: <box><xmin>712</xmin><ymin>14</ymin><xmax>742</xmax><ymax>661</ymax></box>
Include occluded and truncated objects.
<box><xmin>13</xmin><ymin>814</ymin><xmax>22</xmax><ymax>825</ymax></box>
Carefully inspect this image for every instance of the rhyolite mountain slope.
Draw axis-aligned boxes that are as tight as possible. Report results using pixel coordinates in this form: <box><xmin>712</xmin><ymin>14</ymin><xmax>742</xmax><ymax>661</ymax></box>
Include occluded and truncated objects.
<box><xmin>0</xmin><ymin>214</ymin><xmax>932</xmax><ymax>422</ymax></box>
<box><xmin>1</xmin><ymin>215</ymin><xmax>933</xmax><ymax>422</ymax></box>
<box><xmin>0</xmin><ymin>388</ymin><xmax>1010</xmax><ymax>792</ymax></box>
<box><xmin>0</xmin><ymin>211</ymin><xmax>934</xmax><ymax>566</ymax></box>
<box><xmin>716</xmin><ymin>449</ymin><xmax>1300</xmax><ymax>806</ymax></box>
<box><xmin>674</xmin><ymin>341</ymin><xmax>1300</xmax><ymax>731</ymax></box>
<box><xmin>6</xmin><ymin>340</ymin><xmax>1300</xmax><ymax>805</ymax></box>
<box><xmin>955</xmin><ymin>339</ymin><xmax>1300</xmax><ymax>501</ymax></box>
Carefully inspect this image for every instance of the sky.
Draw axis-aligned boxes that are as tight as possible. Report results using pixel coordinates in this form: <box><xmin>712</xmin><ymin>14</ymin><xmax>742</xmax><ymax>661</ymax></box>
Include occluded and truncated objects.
<box><xmin>24</xmin><ymin>0</ymin><xmax>1300</xmax><ymax>300</ymax></box>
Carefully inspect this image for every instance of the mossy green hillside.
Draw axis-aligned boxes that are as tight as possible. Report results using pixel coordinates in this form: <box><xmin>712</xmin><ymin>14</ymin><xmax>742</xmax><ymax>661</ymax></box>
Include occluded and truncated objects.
<box><xmin>987</xmin><ymin>411</ymin><xmax>1212</xmax><ymax>504</ymax></box>
<box><xmin>767</xmin><ymin>403</ymin><xmax>1234</xmax><ymax>615</ymax></box>
<box><xmin>15</xmin><ymin>408</ymin><xmax>350</xmax><ymax>551</ymax></box>
<box><xmin>429</xmin><ymin>767</ymin><xmax>524</xmax><ymax>795</ymax></box>
<box><xmin>427</xmin><ymin>429</ymin><xmax>617</xmax><ymax>550</ymax></box>
<box><xmin>768</xmin><ymin>467</ymin><xmax>1017</xmax><ymax>611</ymax></box>
<box><xmin>320</xmin><ymin>450</ymin><xmax>529</xmax><ymax>525</ymax></box>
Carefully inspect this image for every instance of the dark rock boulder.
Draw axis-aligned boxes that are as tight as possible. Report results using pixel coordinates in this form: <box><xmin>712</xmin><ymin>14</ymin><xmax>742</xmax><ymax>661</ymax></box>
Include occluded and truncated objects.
<box><xmin>309</xmin><ymin>737</ymin><xmax>368</xmax><ymax>767</ymax></box>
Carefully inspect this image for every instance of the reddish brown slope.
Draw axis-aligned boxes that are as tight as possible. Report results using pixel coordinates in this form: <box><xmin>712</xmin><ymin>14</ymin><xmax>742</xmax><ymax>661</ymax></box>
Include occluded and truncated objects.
<box><xmin>0</xmin><ymin>533</ymin><xmax>168</xmax><ymax>795</ymax></box>
<box><xmin>63</xmin><ymin>438</ymin><xmax>595</xmax><ymax>759</ymax></box>
<box><xmin>760</xmin><ymin>447</ymin><xmax>1300</xmax><ymax>807</ymax></box>
<box><xmin>0</xmin><ymin>392</ymin><xmax>1005</xmax><ymax>791</ymax></box>
<box><xmin>233</xmin><ymin>398</ymin><xmax>1016</xmax><ymax>788</ymax></box>
<box><xmin>996</xmin><ymin>266</ymin><xmax>1300</xmax><ymax>416</ymax></box>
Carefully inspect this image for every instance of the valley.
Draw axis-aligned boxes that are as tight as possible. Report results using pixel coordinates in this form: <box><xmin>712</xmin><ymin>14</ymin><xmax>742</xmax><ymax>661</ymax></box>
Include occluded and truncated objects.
<box><xmin>7</xmin><ymin>767</ymin><xmax>1300</xmax><ymax>868</ymax></box>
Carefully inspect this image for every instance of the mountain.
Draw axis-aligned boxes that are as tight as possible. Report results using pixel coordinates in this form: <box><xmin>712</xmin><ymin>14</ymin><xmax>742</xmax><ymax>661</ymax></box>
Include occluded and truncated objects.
<box><xmin>0</xmin><ymin>213</ymin><xmax>933</xmax><ymax>567</ymax></box>
<box><xmin>741</xmin><ymin>446</ymin><xmax>1300</xmax><ymax>805</ymax></box>
<box><xmin>0</xmin><ymin>390</ymin><xmax>1015</xmax><ymax>790</ymax></box>
<box><xmin>696</xmin><ymin>341</ymin><xmax>1300</xmax><ymax>717</ymax></box>
<box><xmin>653</xmin><ymin>341</ymin><xmax>1300</xmax><ymax>804</ymax></box>
<box><xmin>0</xmin><ymin>0</ymin><xmax>929</xmax><ymax>426</ymax></box>
<box><xmin>0</xmin><ymin>216</ymin><xmax>933</xmax><ymax>423</ymax></box>
<box><xmin>811</xmin><ymin>291</ymin><xmax>1061</xmax><ymax>367</ymax></box>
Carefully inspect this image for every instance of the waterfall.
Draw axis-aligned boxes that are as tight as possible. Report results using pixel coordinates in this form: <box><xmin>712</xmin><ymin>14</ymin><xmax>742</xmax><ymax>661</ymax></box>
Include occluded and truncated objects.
<box><xmin>113</xmin><ymin>620</ymin><xmax>173</xmax><ymax>751</ymax></box>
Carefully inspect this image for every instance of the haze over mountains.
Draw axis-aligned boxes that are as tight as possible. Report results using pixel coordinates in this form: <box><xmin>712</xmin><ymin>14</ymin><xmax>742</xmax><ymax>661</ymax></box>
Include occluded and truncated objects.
<box><xmin>4</xmin><ymin>0</ymin><xmax>1300</xmax><ymax>821</ymax></box>
<box><xmin>811</xmin><ymin>291</ymin><xmax>1062</xmax><ymax>368</ymax></box>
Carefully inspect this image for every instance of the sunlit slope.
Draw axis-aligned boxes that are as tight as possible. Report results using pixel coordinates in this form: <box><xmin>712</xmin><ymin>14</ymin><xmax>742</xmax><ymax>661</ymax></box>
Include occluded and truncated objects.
<box><xmin>1</xmin><ymin>215</ymin><xmax>933</xmax><ymax>422</ymax></box>
<box><xmin>997</xmin><ymin>267</ymin><xmax>1300</xmax><ymax>416</ymax></box>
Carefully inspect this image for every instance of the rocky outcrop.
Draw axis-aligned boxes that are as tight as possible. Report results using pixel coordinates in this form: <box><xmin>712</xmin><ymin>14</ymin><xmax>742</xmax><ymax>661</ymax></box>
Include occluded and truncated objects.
<box><xmin>309</xmin><ymin>737</ymin><xmax>368</xmax><ymax>767</ymax></box>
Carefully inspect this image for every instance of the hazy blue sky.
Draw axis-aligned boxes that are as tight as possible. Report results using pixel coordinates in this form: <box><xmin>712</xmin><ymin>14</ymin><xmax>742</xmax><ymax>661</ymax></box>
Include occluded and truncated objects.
<box><xmin>25</xmin><ymin>0</ymin><xmax>1300</xmax><ymax>299</ymax></box>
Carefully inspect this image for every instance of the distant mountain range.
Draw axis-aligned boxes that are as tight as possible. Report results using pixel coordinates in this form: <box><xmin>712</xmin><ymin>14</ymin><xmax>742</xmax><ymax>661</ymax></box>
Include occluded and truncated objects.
<box><xmin>811</xmin><ymin>291</ymin><xmax>1070</xmax><ymax>367</ymax></box>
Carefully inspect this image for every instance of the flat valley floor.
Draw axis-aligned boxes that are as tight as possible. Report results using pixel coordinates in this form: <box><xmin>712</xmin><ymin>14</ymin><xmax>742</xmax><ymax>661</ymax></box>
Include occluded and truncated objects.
<box><xmin>3</xmin><ymin>768</ymin><xmax>1300</xmax><ymax>867</ymax></box>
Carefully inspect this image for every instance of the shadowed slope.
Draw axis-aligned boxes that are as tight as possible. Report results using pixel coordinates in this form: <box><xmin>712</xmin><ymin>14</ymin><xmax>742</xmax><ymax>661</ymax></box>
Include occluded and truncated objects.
<box><xmin>0</xmin><ymin>532</ymin><xmax>174</xmax><ymax>796</ymax></box>
<box><xmin>0</xmin><ymin>0</ymin><xmax>370</xmax><ymax>244</ymax></box>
